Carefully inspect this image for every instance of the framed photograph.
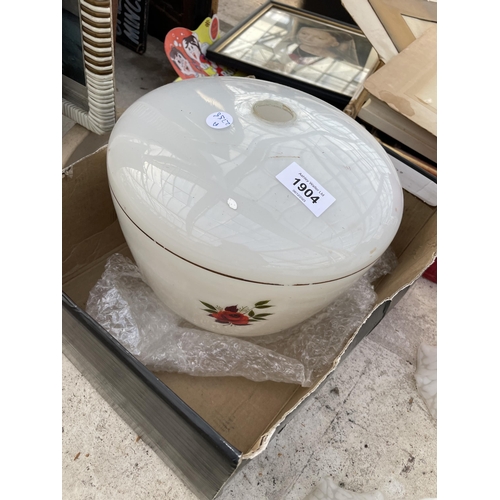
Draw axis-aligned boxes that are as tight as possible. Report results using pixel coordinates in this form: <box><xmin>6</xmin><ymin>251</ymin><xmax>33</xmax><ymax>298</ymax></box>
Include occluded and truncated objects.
<box><xmin>207</xmin><ymin>1</ymin><xmax>379</xmax><ymax>109</ymax></box>
<box><xmin>62</xmin><ymin>0</ymin><xmax>116</xmax><ymax>135</ymax></box>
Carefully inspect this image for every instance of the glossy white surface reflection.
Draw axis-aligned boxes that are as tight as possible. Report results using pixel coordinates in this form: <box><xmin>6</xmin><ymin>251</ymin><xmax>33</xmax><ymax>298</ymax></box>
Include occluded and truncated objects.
<box><xmin>107</xmin><ymin>77</ymin><xmax>403</xmax><ymax>335</ymax></box>
<box><xmin>108</xmin><ymin>77</ymin><xmax>403</xmax><ymax>285</ymax></box>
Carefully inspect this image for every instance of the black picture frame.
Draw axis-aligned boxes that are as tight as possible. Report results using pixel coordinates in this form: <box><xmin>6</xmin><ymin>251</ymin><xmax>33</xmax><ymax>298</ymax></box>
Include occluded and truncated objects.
<box><xmin>207</xmin><ymin>1</ymin><xmax>380</xmax><ymax>109</ymax></box>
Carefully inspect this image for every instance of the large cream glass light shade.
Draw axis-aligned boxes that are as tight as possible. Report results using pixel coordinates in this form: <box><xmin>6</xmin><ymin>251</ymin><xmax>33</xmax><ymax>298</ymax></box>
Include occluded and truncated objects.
<box><xmin>107</xmin><ymin>77</ymin><xmax>403</xmax><ymax>337</ymax></box>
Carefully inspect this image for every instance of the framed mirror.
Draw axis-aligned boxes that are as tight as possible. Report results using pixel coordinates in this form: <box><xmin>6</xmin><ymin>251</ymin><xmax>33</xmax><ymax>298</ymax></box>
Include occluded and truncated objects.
<box><xmin>207</xmin><ymin>1</ymin><xmax>379</xmax><ymax>110</ymax></box>
<box><xmin>62</xmin><ymin>0</ymin><xmax>116</xmax><ymax>134</ymax></box>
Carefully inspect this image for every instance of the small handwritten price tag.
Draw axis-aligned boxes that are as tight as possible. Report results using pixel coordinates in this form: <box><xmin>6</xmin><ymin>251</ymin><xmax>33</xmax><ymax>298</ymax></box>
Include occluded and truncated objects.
<box><xmin>206</xmin><ymin>111</ymin><xmax>233</xmax><ymax>129</ymax></box>
<box><xmin>276</xmin><ymin>162</ymin><xmax>336</xmax><ymax>217</ymax></box>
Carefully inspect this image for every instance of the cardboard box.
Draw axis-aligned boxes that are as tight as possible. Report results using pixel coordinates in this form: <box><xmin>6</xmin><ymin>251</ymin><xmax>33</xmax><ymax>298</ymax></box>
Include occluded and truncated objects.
<box><xmin>62</xmin><ymin>145</ymin><xmax>436</xmax><ymax>499</ymax></box>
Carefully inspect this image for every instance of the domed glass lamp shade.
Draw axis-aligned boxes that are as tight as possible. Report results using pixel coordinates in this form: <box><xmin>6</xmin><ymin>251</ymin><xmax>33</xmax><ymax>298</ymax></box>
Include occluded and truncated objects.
<box><xmin>107</xmin><ymin>77</ymin><xmax>403</xmax><ymax>337</ymax></box>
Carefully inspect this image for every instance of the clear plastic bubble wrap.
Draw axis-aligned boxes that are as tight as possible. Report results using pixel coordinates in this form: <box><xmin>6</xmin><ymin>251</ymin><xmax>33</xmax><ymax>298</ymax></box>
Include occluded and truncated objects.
<box><xmin>86</xmin><ymin>251</ymin><xmax>397</xmax><ymax>387</ymax></box>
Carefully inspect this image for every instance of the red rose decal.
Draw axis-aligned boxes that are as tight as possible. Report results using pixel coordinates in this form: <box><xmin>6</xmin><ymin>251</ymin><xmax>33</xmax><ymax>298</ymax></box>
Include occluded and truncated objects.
<box><xmin>210</xmin><ymin>306</ymin><xmax>249</xmax><ymax>325</ymax></box>
<box><xmin>200</xmin><ymin>300</ymin><xmax>274</xmax><ymax>326</ymax></box>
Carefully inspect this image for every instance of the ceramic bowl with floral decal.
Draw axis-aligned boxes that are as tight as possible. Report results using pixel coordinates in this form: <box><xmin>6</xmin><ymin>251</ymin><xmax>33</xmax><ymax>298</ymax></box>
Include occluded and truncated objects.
<box><xmin>107</xmin><ymin>77</ymin><xmax>403</xmax><ymax>337</ymax></box>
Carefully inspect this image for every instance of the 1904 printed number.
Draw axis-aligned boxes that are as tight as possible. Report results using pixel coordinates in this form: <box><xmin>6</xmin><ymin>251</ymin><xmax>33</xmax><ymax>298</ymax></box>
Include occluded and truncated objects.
<box><xmin>275</xmin><ymin>161</ymin><xmax>336</xmax><ymax>217</ymax></box>
<box><xmin>293</xmin><ymin>178</ymin><xmax>320</xmax><ymax>203</ymax></box>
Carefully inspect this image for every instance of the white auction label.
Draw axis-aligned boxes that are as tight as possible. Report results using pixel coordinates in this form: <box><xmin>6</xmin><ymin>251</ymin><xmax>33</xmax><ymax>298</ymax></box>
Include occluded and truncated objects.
<box><xmin>276</xmin><ymin>162</ymin><xmax>336</xmax><ymax>217</ymax></box>
<box><xmin>206</xmin><ymin>111</ymin><xmax>233</xmax><ymax>129</ymax></box>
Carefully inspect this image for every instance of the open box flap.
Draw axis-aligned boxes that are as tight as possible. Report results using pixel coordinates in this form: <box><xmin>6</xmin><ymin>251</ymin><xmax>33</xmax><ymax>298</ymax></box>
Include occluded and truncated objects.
<box><xmin>242</xmin><ymin>189</ymin><xmax>437</xmax><ymax>457</ymax></box>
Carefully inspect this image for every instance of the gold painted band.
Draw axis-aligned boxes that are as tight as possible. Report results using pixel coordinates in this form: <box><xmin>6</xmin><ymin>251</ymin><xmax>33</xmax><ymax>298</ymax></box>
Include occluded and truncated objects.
<box><xmin>110</xmin><ymin>187</ymin><xmax>374</xmax><ymax>286</ymax></box>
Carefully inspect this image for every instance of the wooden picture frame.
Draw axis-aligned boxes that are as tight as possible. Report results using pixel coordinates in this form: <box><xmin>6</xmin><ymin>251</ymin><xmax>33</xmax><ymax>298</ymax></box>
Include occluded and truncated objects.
<box><xmin>62</xmin><ymin>0</ymin><xmax>116</xmax><ymax>135</ymax></box>
<box><xmin>207</xmin><ymin>1</ymin><xmax>379</xmax><ymax>109</ymax></box>
<box><xmin>341</xmin><ymin>0</ymin><xmax>437</xmax><ymax>62</ymax></box>
<box><xmin>363</xmin><ymin>24</ymin><xmax>437</xmax><ymax>137</ymax></box>
<box><xmin>368</xmin><ymin>0</ymin><xmax>437</xmax><ymax>52</ymax></box>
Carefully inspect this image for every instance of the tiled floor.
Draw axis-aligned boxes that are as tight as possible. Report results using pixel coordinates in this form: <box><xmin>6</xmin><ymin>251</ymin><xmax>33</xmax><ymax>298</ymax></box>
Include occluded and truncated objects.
<box><xmin>62</xmin><ymin>2</ymin><xmax>437</xmax><ymax>498</ymax></box>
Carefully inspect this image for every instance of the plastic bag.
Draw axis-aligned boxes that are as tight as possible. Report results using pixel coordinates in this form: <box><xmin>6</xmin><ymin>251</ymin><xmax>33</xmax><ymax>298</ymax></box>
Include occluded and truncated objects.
<box><xmin>86</xmin><ymin>251</ymin><xmax>397</xmax><ymax>386</ymax></box>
